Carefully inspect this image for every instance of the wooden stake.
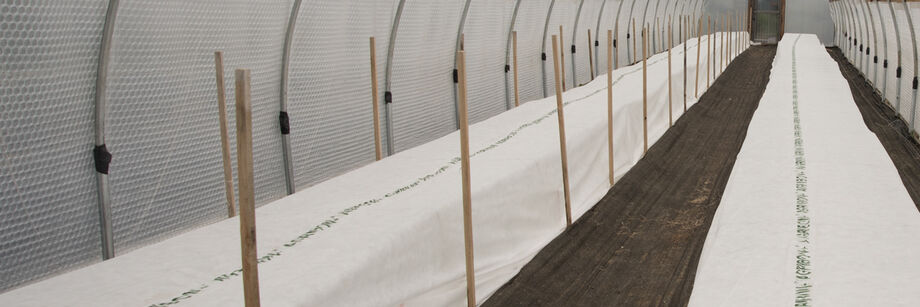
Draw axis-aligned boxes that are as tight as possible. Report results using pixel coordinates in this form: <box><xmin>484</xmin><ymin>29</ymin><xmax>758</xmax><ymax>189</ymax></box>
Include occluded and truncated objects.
<box><xmin>460</xmin><ymin>33</ymin><xmax>465</xmax><ymax>51</ymax></box>
<box><xmin>214</xmin><ymin>51</ymin><xmax>236</xmax><ymax>218</ymax></box>
<box><xmin>642</xmin><ymin>27</ymin><xmax>648</xmax><ymax>154</ymax></box>
<box><xmin>708</xmin><ymin>16</ymin><xmax>712</xmax><ymax>87</ymax></box>
<box><xmin>668</xmin><ymin>23</ymin><xmax>673</xmax><ymax>127</ymax></box>
<box><xmin>683</xmin><ymin>16</ymin><xmax>687</xmax><ymax>112</ymax></box>
<box><xmin>234</xmin><ymin>68</ymin><xmax>261</xmax><ymax>307</ymax></box>
<box><xmin>695</xmin><ymin>17</ymin><xmax>702</xmax><ymax>98</ymax></box>
<box><xmin>721</xmin><ymin>15</ymin><xmax>725</xmax><ymax>73</ymax></box>
<box><xmin>607</xmin><ymin>29</ymin><xmax>614</xmax><ymax>186</ymax></box>
<box><xmin>369</xmin><ymin>37</ymin><xmax>383</xmax><ymax>161</ymax></box>
<box><xmin>559</xmin><ymin>25</ymin><xmax>566</xmax><ymax>91</ymax></box>
<box><xmin>513</xmin><ymin>31</ymin><xmax>520</xmax><ymax>107</ymax></box>
<box><xmin>456</xmin><ymin>50</ymin><xmax>476</xmax><ymax>307</ymax></box>
<box><xmin>588</xmin><ymin>29</ymin><xmax>595</xmax><ymax>80</ymax></box>
<box><xmin>551</xmin><ymin>35</ymin><xmax>573</xmax><ymax>227</ymax></box>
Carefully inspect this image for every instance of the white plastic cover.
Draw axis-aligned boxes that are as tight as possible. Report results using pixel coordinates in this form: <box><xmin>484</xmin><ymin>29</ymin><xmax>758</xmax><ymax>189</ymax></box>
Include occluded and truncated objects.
<box><xmin>0</xmin><ymin>0</ymin><xmax>108</xmax><ymax>292</ymax></box>
<box><xmin>690</xmin><ymin>34</ymin><xmax>920</xmax><ymax>306</ymax></box>
<box><xmin>0</xmin><ymin>33</ymin><xmax>737</xmax><ymax>307</ymax></box>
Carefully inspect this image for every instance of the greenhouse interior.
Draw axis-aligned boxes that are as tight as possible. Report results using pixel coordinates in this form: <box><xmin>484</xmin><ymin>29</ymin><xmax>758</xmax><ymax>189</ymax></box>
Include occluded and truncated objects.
<box><xmin>3</xmin><ymin>0</ymin><xmax>920</xmax><ymax>306</ymax></box>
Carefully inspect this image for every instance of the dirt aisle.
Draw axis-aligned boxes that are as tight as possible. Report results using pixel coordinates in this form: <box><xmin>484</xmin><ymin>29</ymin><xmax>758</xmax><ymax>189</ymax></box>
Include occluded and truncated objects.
<box><xmin>827</xmin><ymin>48</ymin><xmax>920</xmax><ymax>208</ymax></box>
<box><xmin>483</xmin><ymin>46</ymin><xmax>777</xmax><ymax>307</ymax></box>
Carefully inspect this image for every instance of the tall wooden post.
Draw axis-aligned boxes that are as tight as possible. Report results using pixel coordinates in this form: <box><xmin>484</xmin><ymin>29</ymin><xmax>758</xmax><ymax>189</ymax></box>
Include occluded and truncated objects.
<box><xmin>668</xmin><ymin>23</ymin><xmax>673</xmax><ymax>127</ymax></box>
<box><xmin>721</xmin><ymin>15</ymin><xmax>726</xmax><ymax>73</ymax></box>
<box><xmin>559</xmin><ymin>25</ymin><xmax>566</xmax><ymax>91</ymax></box>
<box><xmin>456</xmin><ymin>50</ymin><xmax>476</xmax><ymax>307</ymax></box>
<box><xmin>607</xmin><ymin>30</ymin><xmax>615</xmax><ymax>186</ymax></box>
<box><xmin>683</xmin><ymin>16</ymin><xmax>687</xmax><ymax>112</ymax></box>
<box><xmin>214</xmin><ymin>51</ymin><xmax>236</xmax><ymax>218</ymax></box>
<box><xmin>708</xmin><ymin>16</ymin><xmax>712</xmax><ymax>87</ymax></box>
<box><xmin>695</xmin><ymin>17</ymin><xmax>702</xmax><ymax>98</ymax></box>
<box><xmin>513</xmin><ymin>31</ymin><xmax>520</xmax><ymax>107</ymax></box>
<box><xmin>642</xmin><ymin>27</ymin><xmax>648</xmax><ymax>154</ymax></box>
<box><xmin>588</xmin><ymin>29</ymin><xmax>595</xmax><ymax>80</ymax></box>
<box><xmin>235</xmin><ymin>69</ymin><xmax>261</xmax><ymax>307</ymax></box>
<box><xmin>369</xmin><ymin>37</ymin><xmax>383</xmax><ymax>161</ymax></box>
<box><xmin>551</xmin><ymin>35</ymin><xmax>573</xmax><ymax>227</ymax></box>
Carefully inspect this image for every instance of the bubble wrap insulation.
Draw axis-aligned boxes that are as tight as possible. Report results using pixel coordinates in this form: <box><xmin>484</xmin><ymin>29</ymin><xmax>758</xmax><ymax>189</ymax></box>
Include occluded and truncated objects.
<box><xmin>0</xmin><ymin>0</ymin><xmax>107</xmax><ymax>292</ymax></box>
<box><xmin>104</xmin><ymin>0</ymin><xmax>292</xmax><ymax>253</ymax></box>
<box><xmin>287</xmin><ymin>0</ymin><xmax>398</xmax><ymax>189</ymax></box>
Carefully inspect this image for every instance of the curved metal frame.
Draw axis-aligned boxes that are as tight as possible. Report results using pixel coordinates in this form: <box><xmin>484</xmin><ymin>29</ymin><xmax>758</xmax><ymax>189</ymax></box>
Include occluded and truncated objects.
<box><xmin>874</xmin><ymin>0</ymin><xmax>889</xmax><ymax>98</ymax></box>
<box><xmin>570</xmin><ymin>0</ymin><xmax>586</xmax><ymax>87</ymax></box>
<box><xmin>829</xmin><ymin>1</ymin><xmax>839</xmax><ymax>47</ymax></box>
<box><xmin>651</xmin><ymin>0</ymin><xmax>664</xmax><ymax>53</ymax></box>
<box><xmin>850</xmin><ymin>0</ymin><xmax>868</xmax><ymax>73</ymax></box>
<box><xmin>640</xmin><ymin>0</ymin><xmax>653</xmax><ymax>55</ymax></box>
<box><xmin>625</xmin><ymin>0</ymin><xmax>639</xmax><ymax>64</ymax></box>
<box><xmin>382</xmin><ymin>0</ymin><xmax>407</xmax><ymax>155</ymax></box>
<box><xmin>593</xmin><ymin>0</ymin><xmax>610</xmax><ymax>76</ymax></box>
<box><xmin>668</xmin><ymin>0</ymin><xmax>683</xmax><ymax>48</ymax></box>
<box><xmin>899</xmin><ymin>0</ymin><xmax>919</xmax><ymax>128</ymax></box>
<box><xmin>613</xmin><ymin>0</ymin><xmax>630</xmax><ymax>67</ymax></box>
<box><xmin>864</xmin><ymin>0</ymin><xmax>880</xmax><ymax>85</ymax></box>
<box><xmin>503</xmin><ymin>0</ymin><xmax>524</xmax><ymax>110</ymax></box>
<box><xmin>540</xmin><ymin>0</ymin><xmax>557</xmax><ymax>97</ymax></box>
<box><xmin>94</xmin><ymin>0</ymin><xmax>120</xmax><ymax>261</ymax></box>
<box><xmin>847</xmin><ymin>0</ymin><xmax>860</xmax><ymax>63</ymax></box>
<box><xmin>888</xmin><ymin>0</ymin><xmax>904</xmax><ymax>111</ymax></box>
<box><xmin>843</xmin><ymin>0</ymin><xmax>860</xmax><ymax>68</ymax></box>
<box><xmin>665</xmin><ymin>0</ymin><xmax>677</xmax><ymax>49</ymax></box>
<box><xmin>278</xmin><ymin>0</ymin><xmax>304</xmax><ymax>195</ymax></box>
<box><xmin>854</xmin><ymin>0</ymin><xmax>873</xmax><ymax>79</ymax></box>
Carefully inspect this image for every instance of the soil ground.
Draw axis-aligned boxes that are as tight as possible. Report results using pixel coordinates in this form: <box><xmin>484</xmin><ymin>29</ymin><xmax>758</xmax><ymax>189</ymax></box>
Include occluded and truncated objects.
<box><xmin>483</xmin><ymin>46</ymin><xmax>778</xmax><ymax>307</ymax></box>
<box><xmin>828</xmin><ymin>47</ymin><xmax>920</xmax><ymax>209</ymax></box>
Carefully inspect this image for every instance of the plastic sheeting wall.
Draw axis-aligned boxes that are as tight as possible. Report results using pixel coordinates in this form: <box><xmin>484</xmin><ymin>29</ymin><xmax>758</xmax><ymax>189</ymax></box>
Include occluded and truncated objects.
<box><xmin>785</xmin><ymin>0</ymin><xmax>835</xmax><ymax>46</ymax></box>
<box><xmin>0</xmin><ymin>0</ymin><xmax>107</xmax><ymax>293</ymax></box>
<box><xmin>0</xmin><ymin>0</ymin><xmax>720</xmax><ymax>292</ymax></box>
<box><xmin>829</xmin><ymin>0</ymin><xmax>920</xmax><ymax>141</ymax></box>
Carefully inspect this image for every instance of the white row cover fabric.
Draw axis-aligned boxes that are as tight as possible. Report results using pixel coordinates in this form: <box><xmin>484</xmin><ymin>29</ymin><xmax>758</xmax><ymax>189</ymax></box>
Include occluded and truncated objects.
<box><xmin>690</xmin><ymin>34</ymin><xmax>920</xmax><ymax>306</ymax></box>
<box><xmin>0</xmin><ymin>33</ymin><xmax>741</xmax><ymax>306</ymax></box>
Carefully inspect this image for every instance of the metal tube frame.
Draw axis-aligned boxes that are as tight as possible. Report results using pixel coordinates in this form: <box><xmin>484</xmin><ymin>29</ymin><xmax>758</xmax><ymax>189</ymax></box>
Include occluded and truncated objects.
<box><xmin>278</xmin><ymin>0</ymin><xmax>303</xmax><ymax>195</ymax></box>
<box><xmin>864</xmin><ymin>0</ymin><xmax>880</xmax><ymax>85</ymax></box>
<box><xmin>613</xmin><ymin>0</ymin><xmax>629</xmax><ymax>69</ymax></box>
<box><xmin>899</xmin><ymin>0</ymin><xmax>919</xmax><ymax>129</ymax></box>
<box><xmin>383</xmin><ymin>0</ymin><xmax>406</xmax><ymax>155</ymax></box>
<box><xmin>94</xmin><ymin>0</ymin><xmax>119</xmax><ymax>261</ymax></box>
<box><xmin>874</xmin><ymin>0</ymin><xmax>889</xmax><ymax>99</ymax></box>
<box><xmin>541</xmin><ymin>0</ymin><xmax>557</xmax><ymax>97</ymax></box>
<box><xmin>571</xmin><ymin>0</ymin><xmax>586</xmax><ymax>87</ymax></box>
<box><xmin>626</xmin><ymin>0</ymin><xmax>639</xmax><ymax>64</ymax></box>
<box><xmin>888</xmin><ymin>0</ymin><xmax>904</xmax><ymax>111</ymax></box>
<box><xmin>593</xmin><ymin>0</ymin><xmax>610</xmax><ymax>76</ymax></box>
